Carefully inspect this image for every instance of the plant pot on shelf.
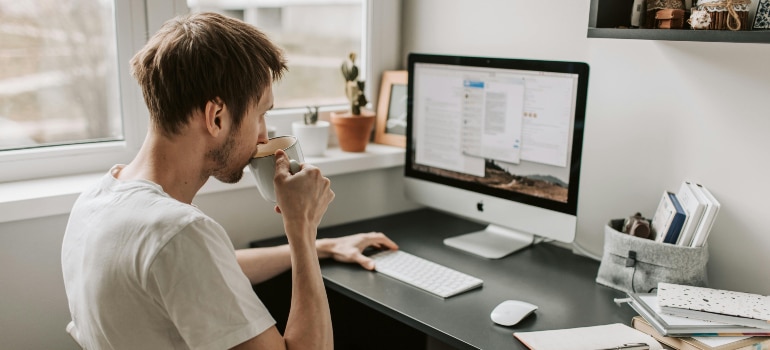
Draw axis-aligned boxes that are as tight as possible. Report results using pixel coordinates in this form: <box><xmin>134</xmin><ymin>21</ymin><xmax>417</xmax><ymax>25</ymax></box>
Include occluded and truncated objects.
<box><xmin>330</xmin><ymin>110</ymin><xmax>376</xmax><ymax>152</ymax></box>
<box><xmin>292</xmin><ymin>120</ymin><xmax>330</xmax><ymax>157</ymax></box>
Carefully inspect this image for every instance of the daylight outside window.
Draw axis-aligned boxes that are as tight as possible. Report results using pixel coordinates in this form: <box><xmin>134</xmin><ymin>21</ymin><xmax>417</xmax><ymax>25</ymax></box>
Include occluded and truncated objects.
<box><xmin>188</xmin><ymin>0</ymin><xmax>363</xmax><ymax>109</ymax></box>
<box><xmin>0</xmin><ymin>0</ymin><xmax>122</xmax><ymax>152</ymax></box>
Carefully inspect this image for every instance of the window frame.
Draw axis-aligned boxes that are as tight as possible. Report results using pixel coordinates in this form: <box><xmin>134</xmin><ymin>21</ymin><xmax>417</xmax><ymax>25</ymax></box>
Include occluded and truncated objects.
<box><xmin>0</xmin><ymin>0</ymin><xmax>401</xmax><ymax>184</ymax></box>
<box><xmin>0</xmin><ymin>0</ymin><xmax>150</xmax><ymax>183</ymax></box>
<box><xmin>264</xmin><ymin>0</ymin><xmax>403</xmax><ymax>135</ymax></box>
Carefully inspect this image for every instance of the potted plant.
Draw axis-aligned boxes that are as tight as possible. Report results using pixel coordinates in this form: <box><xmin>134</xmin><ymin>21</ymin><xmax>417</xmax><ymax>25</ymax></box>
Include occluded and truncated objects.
<box><xmin>330</xmin><ymin>52</ymin><xmax>376</xmax><ymax>152</ymax></box>
<box><xmin>292</xmin><ymin>106</ymin><xmax>330</xmax><ymax>157</ymax></box>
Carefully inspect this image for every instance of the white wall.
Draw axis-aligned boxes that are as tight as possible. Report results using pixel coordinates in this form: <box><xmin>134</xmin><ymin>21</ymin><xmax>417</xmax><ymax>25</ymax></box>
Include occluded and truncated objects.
<box><xmin>402</xmin><ymin>0</ymin><xmax>770</xmax><ymax>294</ymax></box>
<box><xmin>4</xmin><ymin>2</ymin><xmax>770</xmax><ymax>348</ymax></box>
<box><xmin>0</xmin><ymin>167</ymin><xmax>418</xmax><ymax>349</ymax></box>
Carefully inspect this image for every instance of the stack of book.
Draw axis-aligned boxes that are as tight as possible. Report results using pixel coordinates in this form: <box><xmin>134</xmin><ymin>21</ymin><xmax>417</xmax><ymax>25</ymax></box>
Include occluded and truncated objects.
<box><xmin>625</xmin><ymin>283</ymin><xmax>770</xmax><ymax>350</ymax></box>
<box><xmin>651</xmin><ymin>181</ymin><xmax>720</xmax><ymax>247</ymax></box>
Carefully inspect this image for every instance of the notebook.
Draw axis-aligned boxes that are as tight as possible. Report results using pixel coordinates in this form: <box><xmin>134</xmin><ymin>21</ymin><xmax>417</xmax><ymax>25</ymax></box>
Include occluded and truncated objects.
<box><xmin>626</xmin><ymin>293</ymin><xmax>770</xmax><ymax>336</ymax></box>
<box><xmin>513</xmin><ymin>323</ymin><xmax>663</xmax><ymax>350</ymax></box>
<box><xmin>658</xmin><ymin>283</ymin><xmax>770</xmax><ymax>330</ymax></box>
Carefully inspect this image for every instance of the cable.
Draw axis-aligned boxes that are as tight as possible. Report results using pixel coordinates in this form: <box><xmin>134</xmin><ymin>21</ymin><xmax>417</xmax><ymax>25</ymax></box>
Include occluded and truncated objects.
<box><xmin>571</xmin><ymin>239</ymin><xmax>602</xmax><ymax>261</ymax></box>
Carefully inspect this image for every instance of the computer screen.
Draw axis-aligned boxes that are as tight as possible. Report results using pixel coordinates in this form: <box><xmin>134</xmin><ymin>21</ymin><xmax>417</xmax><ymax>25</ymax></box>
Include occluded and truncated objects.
<box><xmin>404</xmin><ymin>53</ymin><xmax>589</xmax><ymax>259</ymax></box>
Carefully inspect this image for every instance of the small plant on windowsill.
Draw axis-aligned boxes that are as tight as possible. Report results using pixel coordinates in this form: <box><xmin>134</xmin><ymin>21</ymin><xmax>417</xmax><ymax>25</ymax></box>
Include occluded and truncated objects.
<box><xmin>330</xmin><ymin>52</ymin><xmax>376</xmax><ymax>152</ymax></box>
<box><xmin>304</xmin><ymin>106</ymin><xmax>319</xmax><ymax>125</ymax></box>
<box><xmin>341</xmin><ymin>52</ymin><xmax>368</xmax><ymax>115</ymax></box>
<box><xmin>292</xmin><ymin>105</ymin><xmax>330</xmax><ymax>157</ymax></box>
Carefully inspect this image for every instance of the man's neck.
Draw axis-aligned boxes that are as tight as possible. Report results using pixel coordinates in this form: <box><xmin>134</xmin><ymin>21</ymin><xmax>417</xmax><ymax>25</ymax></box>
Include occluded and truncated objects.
<box><xmin>118</xmin><ymin>131</ymin><xmax>208</xmax><ymax>204</ymax></box>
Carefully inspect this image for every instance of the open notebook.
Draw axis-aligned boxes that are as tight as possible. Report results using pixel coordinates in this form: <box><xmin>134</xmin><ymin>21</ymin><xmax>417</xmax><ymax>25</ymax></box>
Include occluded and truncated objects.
<box><xmin>513</xmin><ymin>323</ymin><xmax>662</xmax><ymax>350</ymax></box>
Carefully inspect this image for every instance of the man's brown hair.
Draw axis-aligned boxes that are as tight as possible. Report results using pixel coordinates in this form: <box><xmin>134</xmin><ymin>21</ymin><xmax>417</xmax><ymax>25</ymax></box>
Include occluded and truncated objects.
<box><xmin>130</xmin><ymin>12</ymin><xmax>287</xmax><ymax>136</ymax></box>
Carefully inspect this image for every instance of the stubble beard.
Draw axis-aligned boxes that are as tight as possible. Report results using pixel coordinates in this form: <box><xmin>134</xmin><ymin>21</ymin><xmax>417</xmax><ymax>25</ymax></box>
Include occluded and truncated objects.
<box><xmin>206</xmin><ymin>134</ymin><xmax>245</xmax><ymax>184</ymax></box>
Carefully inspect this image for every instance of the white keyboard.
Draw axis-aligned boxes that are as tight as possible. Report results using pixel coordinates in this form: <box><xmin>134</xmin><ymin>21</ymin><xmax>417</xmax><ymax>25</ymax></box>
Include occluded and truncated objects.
<box><xmin>369</xmin><ymin>250</ymin><xmax>483</xmax><ymax>298</ymax></box>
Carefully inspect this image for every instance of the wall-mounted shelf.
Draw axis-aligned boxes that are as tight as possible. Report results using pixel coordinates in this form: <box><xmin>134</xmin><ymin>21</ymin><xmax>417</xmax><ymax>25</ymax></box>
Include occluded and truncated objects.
<box><xmin>588</xmin><ymin>27</ymin><xmax>770</xmax><ymax>43</ymax></box>
<box><xmin>588</xmin><ymin>0</ymin><xmax>770</xmax><ymax>44</ymax></box>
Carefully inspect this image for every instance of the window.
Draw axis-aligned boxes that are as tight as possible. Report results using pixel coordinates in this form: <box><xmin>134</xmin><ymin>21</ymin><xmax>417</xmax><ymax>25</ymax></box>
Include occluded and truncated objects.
<box><xmin>187</xmin><ymin>0</ymin><xmax>364</xmax><ymax>109</ymax></box>
<box><xmin>0</xmin><ymin>1</ymin><xmax>122</xmax><ymax>152</ymax></box>
<box><xmin>0</xmin><ymin>0</ymin><xmax>149</xmax><ymax>183</ymax></box>
<box><xmin>0</xmin><ymin>0</ymin><xmax>400</xmax><ymax>184</ymax></box>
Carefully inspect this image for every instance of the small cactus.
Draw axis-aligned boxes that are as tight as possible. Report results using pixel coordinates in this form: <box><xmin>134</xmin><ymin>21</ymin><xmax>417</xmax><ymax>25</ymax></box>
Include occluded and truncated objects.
<box><xmin>341</xmin><ymin>52</ymin><xmax>359</xmax><ymax>82</ymax></box>
<box><xmin>340</xmin><ymin>52</ymin><xmax>367</xmax><ymax>115</ymax></box>
<box><xmin>304</xmin><ymin>106</ymin><xmax>319</xmax><ymax>125</ymax></box>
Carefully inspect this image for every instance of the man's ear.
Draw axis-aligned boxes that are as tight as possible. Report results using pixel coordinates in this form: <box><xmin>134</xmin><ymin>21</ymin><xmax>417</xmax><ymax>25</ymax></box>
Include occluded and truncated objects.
<box><xmin>204</xmin><ymin>98</ymin><xmax>226</xmax><ymax>137</ymax></box>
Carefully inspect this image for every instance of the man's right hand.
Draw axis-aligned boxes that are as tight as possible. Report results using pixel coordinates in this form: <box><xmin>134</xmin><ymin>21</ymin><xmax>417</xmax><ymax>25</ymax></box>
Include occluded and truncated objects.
<box><xmin>272</xmin><ymin>149</ymin><xmax>334</xmax><ymax>241</ymax></box>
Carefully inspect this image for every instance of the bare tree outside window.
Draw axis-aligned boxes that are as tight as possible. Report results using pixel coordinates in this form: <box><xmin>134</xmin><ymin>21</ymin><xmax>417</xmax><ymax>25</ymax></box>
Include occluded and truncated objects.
<box><xmin>0</xmin><ymin>0</ymin><xmax>361</xmax><ymax>154</ymax></box>
<box><xmin>189</xmin><ymin>0</ymin><xmax>363</xmax><ymax>109</ymax></box>
<box><xmin>0</xmin><ymin>0</ymin><xmax>121</xmax><ymax>151</ymax></box>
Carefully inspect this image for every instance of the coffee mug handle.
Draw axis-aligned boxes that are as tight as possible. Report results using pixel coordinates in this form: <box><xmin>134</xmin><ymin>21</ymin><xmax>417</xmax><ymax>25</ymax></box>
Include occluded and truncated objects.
<box><xmin>289</xmin><ymin>159</ymin><xmax>301</xmax><ymax>175</ymax></box>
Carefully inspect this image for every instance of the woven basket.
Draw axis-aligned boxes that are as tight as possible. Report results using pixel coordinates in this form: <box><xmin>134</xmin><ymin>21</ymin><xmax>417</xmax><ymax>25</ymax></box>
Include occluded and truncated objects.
<box><xmin>696</xmin><ymin>0</ymin><xmax>751</xmax><ymax>30</ymax></box>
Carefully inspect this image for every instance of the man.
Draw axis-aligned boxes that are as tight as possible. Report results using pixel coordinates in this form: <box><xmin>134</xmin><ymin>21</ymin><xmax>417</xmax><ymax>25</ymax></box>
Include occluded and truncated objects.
<box><xmin>61</xmin><ymin>12</ymin><xmax>397</xmax><ymax>349</ymax></box>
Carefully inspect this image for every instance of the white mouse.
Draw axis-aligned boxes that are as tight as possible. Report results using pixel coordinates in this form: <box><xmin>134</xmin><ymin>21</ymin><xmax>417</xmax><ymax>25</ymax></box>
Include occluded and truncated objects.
<box><xmin>490</xmin><ymin>300</ymin><xmax>538</xmax><ymax>326</ymax></box>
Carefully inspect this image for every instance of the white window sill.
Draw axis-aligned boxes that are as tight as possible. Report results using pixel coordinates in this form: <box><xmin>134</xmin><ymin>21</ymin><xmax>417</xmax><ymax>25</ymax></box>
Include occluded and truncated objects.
<box><xmin>0</xmin><ymin>144</ymin><xmax>405</xmax><ymax>224</ymax></box>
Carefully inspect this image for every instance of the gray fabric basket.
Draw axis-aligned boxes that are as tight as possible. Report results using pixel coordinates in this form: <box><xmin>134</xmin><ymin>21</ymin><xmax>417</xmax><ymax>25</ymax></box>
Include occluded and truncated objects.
<box><xmin>595</xmin><ymin>219</ymin><xmax>709</xmax><ymax>294</ymax></box>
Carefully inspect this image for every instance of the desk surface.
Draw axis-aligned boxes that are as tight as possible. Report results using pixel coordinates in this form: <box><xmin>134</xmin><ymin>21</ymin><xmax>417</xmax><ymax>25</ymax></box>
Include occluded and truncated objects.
<box><xmin>312</xmin><ymin>209</ymin><xmax>637</xmax><ymax>349</ymax></box>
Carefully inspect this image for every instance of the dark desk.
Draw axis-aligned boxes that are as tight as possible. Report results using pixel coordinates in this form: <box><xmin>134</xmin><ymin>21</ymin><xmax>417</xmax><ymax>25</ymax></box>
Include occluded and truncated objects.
<box><xmin>253</xmin><ymin>209</ymin><xmax>636</xmax><ymax>349</ymax></box>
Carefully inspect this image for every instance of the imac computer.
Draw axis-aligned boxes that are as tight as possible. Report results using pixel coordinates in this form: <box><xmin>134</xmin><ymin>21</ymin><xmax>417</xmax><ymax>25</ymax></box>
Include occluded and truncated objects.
<box><xmin>405</xmin><ymin>53</ymin><xmax>589</xmax><ymax>259</ymax></box>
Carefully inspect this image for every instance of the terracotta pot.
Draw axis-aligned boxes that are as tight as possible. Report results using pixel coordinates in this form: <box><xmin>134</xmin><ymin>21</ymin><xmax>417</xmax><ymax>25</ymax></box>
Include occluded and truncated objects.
<box><xmin>330</xmin><ymin>110</ymin><xmax>376</xmax><ymax>152</ymax></box>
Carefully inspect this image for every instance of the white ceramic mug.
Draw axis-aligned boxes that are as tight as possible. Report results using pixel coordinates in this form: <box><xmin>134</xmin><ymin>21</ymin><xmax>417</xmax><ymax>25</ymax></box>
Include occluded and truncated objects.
<box><xmin>248</xmin><ymin>135</ymin><xmax>303</xmax><ymax>202</ymax></box>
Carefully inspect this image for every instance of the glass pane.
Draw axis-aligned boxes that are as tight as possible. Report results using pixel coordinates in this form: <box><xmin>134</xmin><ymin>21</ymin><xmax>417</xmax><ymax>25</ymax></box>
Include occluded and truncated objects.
<box><xmin>188</xmin><ymin>1</ymin><xmax>363</xmax><ymax>109</ymax></box>
<box><xmin>0</xmin><ymin>1</ymin><xmax>122</xmax><ymax>152</ymax></box>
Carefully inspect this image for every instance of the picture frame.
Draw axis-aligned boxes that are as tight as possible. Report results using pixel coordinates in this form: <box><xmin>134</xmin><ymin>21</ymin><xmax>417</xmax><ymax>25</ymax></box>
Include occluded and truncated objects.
<box><xmin>754</xmin><ymin>0</ymin><xmax>770</xmax><ymax>30</ymax></box>
<box><xmin>374</xmin><ymin>70</ymin><xmax>408</xmax><ymax>147</ymax></box>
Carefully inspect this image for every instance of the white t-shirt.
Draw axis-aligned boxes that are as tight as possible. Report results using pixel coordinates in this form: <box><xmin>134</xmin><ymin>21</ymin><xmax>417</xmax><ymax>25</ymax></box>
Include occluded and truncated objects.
<box><xmin>61</xmin><ymin>166</ymin><xmax>275</xmax><ymax>349</ymax></box>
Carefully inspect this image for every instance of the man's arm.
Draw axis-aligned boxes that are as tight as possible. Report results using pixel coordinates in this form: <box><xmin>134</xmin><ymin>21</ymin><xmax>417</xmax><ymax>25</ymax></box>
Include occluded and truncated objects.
<box><xmin>235</xmin><ymin>245</ymin><xmax>292</xmax><ymax>285</ymax></box>
<box><xmin>234</xmin><ymin>150</ymin><xmax>334</xmax><ymax>350</ymax></box>
<box><xmin>233</xmin><ymin>151</ymin><xmax>400</xmax><ymax>350</ymax></box>
<box><xmin>231</xmin><ymin>235</ymin><xmax>328</xmax><ymax>350</ymax></box>
<box><xmin>235</xmin><ymin>232</ymin><xmax>399</xmax><ymax>285</ymax></box>
<box><xmin>282</xmin><ymin>221</ymin><xmax>331</xmax><ymax>349</ymax></box>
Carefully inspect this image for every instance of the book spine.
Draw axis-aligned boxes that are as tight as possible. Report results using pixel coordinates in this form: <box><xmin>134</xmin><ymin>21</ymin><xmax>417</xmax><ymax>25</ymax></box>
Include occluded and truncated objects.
<box><xmin>652</xmin><ymin>191</ymin><xmax>676</xmax><ymax>243</ymax></box>
<box><xmin>633</xmin><ymin>316</ymin><xmax>770</xmax><ymax>350</ymax></box>
<box><xmin>684</xmin><ymin>182</ymin><xmax>708</xmax><ymax>245</ymax></box>
<box><xmin>689</xmin><ymin>184</ymin><xmax>721</xmax><ymax>247</ymax></box>
<box><xmin>632</xmin><ymin>316</ymin><xmax>694</xmax><ymax>350</ymax></box>
<box><xmin>676</xmin><ymin>181</ymin><xmax>706</xmax><ymax>246</ymax></box>
<box><xmin>734</xmin><ymin>338</ymin><xmax>770</xmax><ymax>350</ymax></box>
<box><xmin>663</xmin><ymin>192</ymin><xmax>687</xmax><ymax>244</ymax></box>
<box><xmin>661</xmin><ymin>306</ymin><xmax>770</xmax><ymax>331</ymax></box>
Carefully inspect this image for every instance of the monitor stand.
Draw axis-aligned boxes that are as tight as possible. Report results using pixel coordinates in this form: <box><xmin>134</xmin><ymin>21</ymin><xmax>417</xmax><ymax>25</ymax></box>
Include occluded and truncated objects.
<box><xmin>443</xmin><ymin>224</ymin><xmax>535</xmax><ymax>259</ymax></box>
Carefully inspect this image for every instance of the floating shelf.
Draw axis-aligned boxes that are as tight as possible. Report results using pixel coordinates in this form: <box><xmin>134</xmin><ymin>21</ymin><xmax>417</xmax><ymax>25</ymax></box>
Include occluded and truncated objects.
<box><xmin>587</xmin><ymin>27</ymin><xmax>770</xmax><ymax>43</ymax></box>
<box><xmin>588</xmin><ymin>0</ymin><xmax>770</xmax><ymax>44</ymax></box>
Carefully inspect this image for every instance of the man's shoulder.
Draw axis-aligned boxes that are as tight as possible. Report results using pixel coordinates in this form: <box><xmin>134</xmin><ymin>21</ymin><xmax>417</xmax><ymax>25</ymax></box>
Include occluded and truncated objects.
<box><xmin>85</xmin><ymin>170</ymin><xmax>208</xmax><ymax>219</ymax></box>
<box><xmin>71</xmin><ymin>171</ymin><xmax>219</xmax><ymax>246</ymax></box>
<box><xmin>115</xmin><ymin>187</ymin><xmax>216</xmax><ymax>239</ymax></box>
